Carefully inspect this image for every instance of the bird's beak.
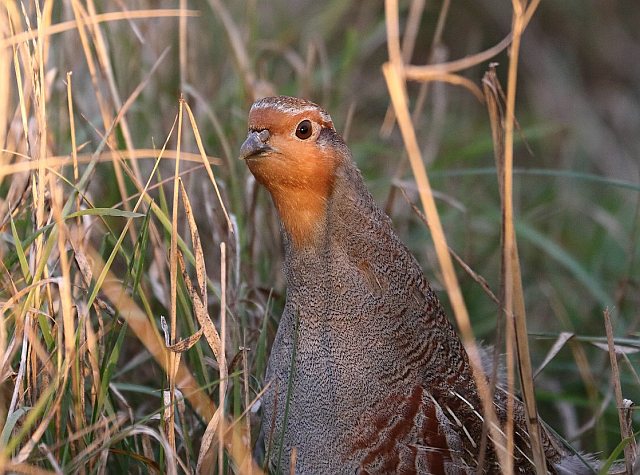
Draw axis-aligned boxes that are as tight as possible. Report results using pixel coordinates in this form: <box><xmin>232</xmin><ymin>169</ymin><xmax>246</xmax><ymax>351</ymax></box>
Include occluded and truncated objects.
<box><xmin>239</xmin><ymin>129</ymin><xmax>272</xmax><ymax>160</ymax></box>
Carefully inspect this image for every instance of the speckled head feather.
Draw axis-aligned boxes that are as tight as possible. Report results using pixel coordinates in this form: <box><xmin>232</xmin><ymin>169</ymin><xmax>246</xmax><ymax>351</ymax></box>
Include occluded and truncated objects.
<box><xmin>249</xmin><ymin>96</ymin><xmax>334</xmax><ymax>129</ymax></box>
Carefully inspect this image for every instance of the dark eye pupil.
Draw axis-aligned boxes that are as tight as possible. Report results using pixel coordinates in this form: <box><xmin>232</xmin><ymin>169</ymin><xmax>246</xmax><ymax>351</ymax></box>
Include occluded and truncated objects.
<box><xmin>295</xmin><ymin>120</ymin><xmax>312</xmax><ymax>139</ymax></box>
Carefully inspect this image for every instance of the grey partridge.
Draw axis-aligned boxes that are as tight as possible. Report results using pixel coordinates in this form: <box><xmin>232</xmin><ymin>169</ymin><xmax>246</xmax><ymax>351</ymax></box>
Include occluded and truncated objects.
<box><xmin>240</xmin><ymin>96</ymin><xmax>596</xmax><ymax>474</ymax></box>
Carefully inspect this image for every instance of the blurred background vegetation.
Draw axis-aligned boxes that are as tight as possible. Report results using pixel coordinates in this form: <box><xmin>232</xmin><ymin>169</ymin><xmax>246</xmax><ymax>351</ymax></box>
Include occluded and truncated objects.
<box><xmin>1</xmin><ymin>0</ymin><xmax>639</xmax><ymax>472</ymax></box>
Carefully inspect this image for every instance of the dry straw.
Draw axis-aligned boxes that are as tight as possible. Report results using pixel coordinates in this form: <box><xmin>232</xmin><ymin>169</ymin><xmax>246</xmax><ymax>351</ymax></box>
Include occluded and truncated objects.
<box><xmin>382</xmin><ymin>0</ymin><xmax>551</xmax><ymax>472</ymax></box>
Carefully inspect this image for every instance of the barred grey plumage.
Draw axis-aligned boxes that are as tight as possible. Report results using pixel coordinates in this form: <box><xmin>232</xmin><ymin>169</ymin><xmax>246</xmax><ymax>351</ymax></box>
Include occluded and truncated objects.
<box><xmin>241</xmin><ymin>96</ymin><xmax>597</xmax><ymax>475</ymax></box>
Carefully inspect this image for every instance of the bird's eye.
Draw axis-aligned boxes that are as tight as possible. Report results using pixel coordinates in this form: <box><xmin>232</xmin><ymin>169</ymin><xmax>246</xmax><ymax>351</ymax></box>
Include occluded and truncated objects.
<box><xmin>295</xmin><ymin>120</ymin><xmax>313</xmax><ymax>140</ymax></box>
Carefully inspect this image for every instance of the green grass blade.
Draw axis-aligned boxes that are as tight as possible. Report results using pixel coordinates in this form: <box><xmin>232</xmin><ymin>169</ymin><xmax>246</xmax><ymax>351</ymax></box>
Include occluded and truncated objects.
<box><xmin>66</xmin><ymin>208</ymin><xmax>145</xmax><ymax>219</ymax></box>
<box><xmin>10</xmin><ymin>216</ymin><xmax>31</xmax><ymax>282</ymax></box>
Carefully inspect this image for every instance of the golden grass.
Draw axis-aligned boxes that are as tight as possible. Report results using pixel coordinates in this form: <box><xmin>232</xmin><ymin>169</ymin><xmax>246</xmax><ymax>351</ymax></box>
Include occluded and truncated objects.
<box><xmin>1</xmin><ymin>2</ymin><xmax>258</xmax><ymax>473</ymax></box>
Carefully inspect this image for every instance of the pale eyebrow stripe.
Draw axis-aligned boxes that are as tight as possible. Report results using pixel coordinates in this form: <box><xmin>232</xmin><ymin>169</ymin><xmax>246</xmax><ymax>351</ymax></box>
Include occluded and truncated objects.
<box><xmin>251</xmin><ymin>97</ymin><xmax>333</xmax><ymax>125</ymax></box>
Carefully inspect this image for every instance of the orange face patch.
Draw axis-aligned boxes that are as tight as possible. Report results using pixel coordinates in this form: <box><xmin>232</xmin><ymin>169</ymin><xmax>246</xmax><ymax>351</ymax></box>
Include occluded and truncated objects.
<box><xmin>244</xmin><ymin>102</ymin><xmax>342</xmax><ymax>248</ymax></box>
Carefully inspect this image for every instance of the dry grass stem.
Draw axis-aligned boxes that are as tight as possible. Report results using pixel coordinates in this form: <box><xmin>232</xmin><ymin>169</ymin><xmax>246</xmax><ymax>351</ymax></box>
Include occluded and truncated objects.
<box><xmin>500</xmin><ymin>2</ymin><xmax>546</xmax><ymax>471</ymax></box>
<box><xmin>218</xmin><ymin>242</ymin><xmax>227</xmax><ymax>475</ymax></box>
<box><xmin>383</xmin><ymin>45</ymin><xmax>512</xmax><ymax>475</ymax></box>
<box><xmin>207</xmin><ymin>0</ymin><xmax>261</xmax><ymax>100</ymax></box>
<box><xmin>183</xmin><ymin>101</ymin><xmax>233</xmax><ymax>234</ymax></box>
<box><xmin>383</xmin><ymin>0</ymin><xmax>513</xmax><ymax>470</ymax></box>
<box><xmin>604</xmin><ymin>308</ymin><xmax>637</xmax><ymax>473</ymax></box>
<box><xmin>399</xmin><ymin>187</ymin><xmax>500</xmax><ymax>305</ymax></box>
<box><xmin>1</xmin><ymin>9</ymin><xmax>200</xmax><ymax>49</ymax></box>
<box><xmin>403</xmin><ymin>33</ymin><xmax>513</xmax><ymax>79</ymax></box>
<box><xmin>0</xmin><ymin>151</ymin><xmax>220</xmax><ymax>180</ymax></box>
<box><xmin>86</xmin><ymin>246</ymin><xmax>214</xmax><ymax>421</ymax></box>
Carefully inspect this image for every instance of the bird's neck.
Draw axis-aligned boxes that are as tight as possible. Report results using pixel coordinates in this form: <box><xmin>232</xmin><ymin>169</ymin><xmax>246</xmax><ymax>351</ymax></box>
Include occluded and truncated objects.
<box><xmin>280</xmin><ymin>162</ymin><xmax>386</xmax><ymax>272</ymax></box>
<box><xmin>271</xmin><ymin>186</ymin><xmax>329</xmax><ymax>248</ymax></box>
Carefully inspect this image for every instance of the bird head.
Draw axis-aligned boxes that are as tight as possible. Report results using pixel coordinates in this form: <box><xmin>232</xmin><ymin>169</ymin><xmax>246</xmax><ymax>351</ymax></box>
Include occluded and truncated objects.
<box><xmin>239</xmin><ymin>96</ymin><xmax>347</xmax><ymax>247</ymax></box>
